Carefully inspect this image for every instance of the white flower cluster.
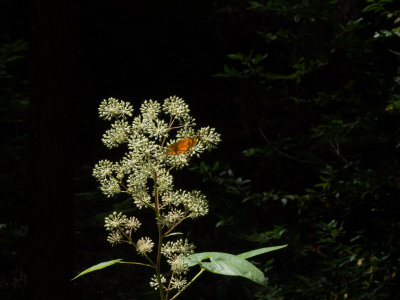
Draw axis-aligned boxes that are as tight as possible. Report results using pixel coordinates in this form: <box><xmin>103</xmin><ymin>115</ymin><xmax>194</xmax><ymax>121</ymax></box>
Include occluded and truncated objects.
<box><xmin>160</xmin><ymin>238</ymin><xmax>195</xmax><ymax>286</ymax></box>
<box><xmin>102</xmin><ymin>120</ymin><xmax>131</xmax><ymax>149</ymax></box>
<box><xmin>93</xmin><ymin>96</ymin><xmax>220</xmax><ymax>204</ymax></box>
<box><xmin>161</xmin><ymin>189</ymin><xmax>209</xmax><ymax>221</ymax></box>
<box><xmin>98</xmin><ymin>97</ymin><xmax>133</xmax><ymax>120</ymax></box>
<box><xmin>161</xmin><ymin>239</ymin><xmax>195</xmax><ymax>260</ymax></box>
<box><xmin>104</xmin><ymin>211</ymin><xmax>141</xmax><ymax>245</ymax></box>
<box><xmin>162</xmin><ymin>96</ymin><xmax>190</xmax><ymax>119</ymax></box>
<box><xmin>93</xmin><ymin>96</ymin><xmax>220</xmax><ymax>293</ymax></box>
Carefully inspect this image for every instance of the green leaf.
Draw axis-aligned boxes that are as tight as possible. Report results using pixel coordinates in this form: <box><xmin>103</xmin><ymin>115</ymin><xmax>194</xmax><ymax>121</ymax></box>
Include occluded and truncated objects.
<box><xmin>248</xmin><ymin>1</ymin><xmax>265</xmax><ymax>9</ymax></box>
<box><xmin>236</xmin><ymin>245</ymin><xmax>287</xmax><ymax>259</ymax></box>
<box><xmin>227</xmin><ymin>53</ymin><xmax>244</xmax><ymax>61</ymax></box>
<box><xmin>71</xmin><ymin>259</ymin><xmax>123</xmax><ymax>280</ymax></box>
<box><xmin>165</xmin><ymin>232</ymin><xmax>183</xmax><ymax>237</ymax></box>
<box><xmin>185</xmin><ymin>252</ymin><xmax>266</xmax><ymax>286</ymax></box>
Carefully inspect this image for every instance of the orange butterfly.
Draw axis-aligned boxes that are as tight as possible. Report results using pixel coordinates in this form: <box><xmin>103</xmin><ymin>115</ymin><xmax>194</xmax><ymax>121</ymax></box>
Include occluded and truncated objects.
<box><xmin>167</xmin><ymin>137</ymin><xmax>198</xmax><ymax>155</ymax></box>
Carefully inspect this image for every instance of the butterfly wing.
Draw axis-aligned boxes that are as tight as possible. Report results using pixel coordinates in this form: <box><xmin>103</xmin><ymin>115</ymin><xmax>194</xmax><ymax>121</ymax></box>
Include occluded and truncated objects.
<box><xmin>167</xmin><ymin>137</ymin><xmax>198</xmax><ymax>155</ymax></box>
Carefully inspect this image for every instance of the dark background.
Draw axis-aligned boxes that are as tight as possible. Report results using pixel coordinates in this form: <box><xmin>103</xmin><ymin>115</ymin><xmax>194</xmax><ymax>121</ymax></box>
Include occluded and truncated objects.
<box><xmin>1</xmin><ymin>0</ymin><xmax>400</xmax><ymax>299</ymax></box>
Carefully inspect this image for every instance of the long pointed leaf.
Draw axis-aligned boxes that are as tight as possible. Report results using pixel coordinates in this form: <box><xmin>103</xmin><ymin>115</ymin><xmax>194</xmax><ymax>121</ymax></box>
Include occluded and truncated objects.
<box><xmin>72</xmin><ymin>259</ymin><xmax>123</xmax><ymax>280</ymax></box>
<box><xmin>237</xmin><ymin>245</ymin><xmax>287</xmax><ymax>259</ymax></box>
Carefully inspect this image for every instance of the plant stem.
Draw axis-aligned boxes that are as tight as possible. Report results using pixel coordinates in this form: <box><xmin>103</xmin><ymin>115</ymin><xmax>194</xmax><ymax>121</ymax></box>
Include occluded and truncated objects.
<box><xmin>163</xmin><ymin>216</ymin><xmax>188</xmax><ymax>237</ymax></box>
<box><xmin>164</xmin><ymin>271</ymin><xmax>175</xmax><ymax>300</ymax></box>
<box><xmin>118</xmin><ymin>225</ymin><xmax>156</xmax><ymax>266</ymax></box>
<box><xmin>170</xmin><ymin>268</ymin><xmax>206</xmax><ymax>300</ymax></box>
<box><xmin>161</xmin><ymin>116</ymin><xmax>174</xmax><ymax>148</ymax></box>
<box><xmin>119</xmin><ymin>261</ymin><xmax>155</xmax><ymax>269</ymax></box>
<box><xmin>154</xmin><ymin>172</ymin><xmax>165</xmax><ymax>300</ymax></box>
<box><xmin>127</xmin><ymin>239</ymin><xmax>155</xmax><ymax>266</ymax></box>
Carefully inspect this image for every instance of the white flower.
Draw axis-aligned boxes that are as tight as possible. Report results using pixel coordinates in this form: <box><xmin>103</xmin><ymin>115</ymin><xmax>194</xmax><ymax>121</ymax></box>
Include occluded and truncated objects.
<box><xmin>168</xmin><ymin>255</ymin><xmax>189</xmax><ymax>275</ymax></box>
<box><xmin>104</xmin><ymin>211</ymin><xmax>128</xmax><ymax>231</ymax></box>
<box><xmin>188</xmin><ymin>127</ymin><xmax>221</xmax><ymax>157</ymax></box>
<box><xmin>161</xmin><ymin>190</ymin><xmax>208</xmax><ymax>218</ymax></box>
<box><xmin>166</xmin><ymin>152</ymin><xmax>191</xmax><ymax>169</ymax></box>
<box><xmin>155</xmin><ymin>168</ymin><xmax>174</xmax><ymax>195</ymax></box>
<box><xmin>160</xmin><ymin>208</ymin><xmax>185</xmax><ymax>228</ymax></box>
<box><xmin>98</xmin><ymin>97</ymin><xmax>133</xmax><ymax>120</ymax></box>
<box><xmin>127</xmin><ymin>134</ymin><xmax>160</xmax><ymax>161</ymax></box>
<box><xmin>93</xmin><ymin>160</ymin><xmax>114</xmax><ymax>181</ymax></box>
<box><xmin>136</xmin><ymin>237</ymin><xmax>154</xmax><ymax>255</ymax></box>
<box><xmin>176</xmin><ymin>122</ymin><xmax>197</xmax><ymax>140</ymax></box>
<box><xmin>161</xmin><ymin>239</ymin><xmax>195</xmax><ymax>258</ymax></box>
<box><xmin>107</xmin><ymin>230</ymin><xmax>123</xmax><ymax>246</ymax></box>
<box><xmin>162</xmin><ymin>96</ymin><xmax>190</xmax><ymax>119</ymax></box>
<box><xmin>148</xmin><ymin>119</ymin><xmax>169</xmax><ymax>141</ymax></box>
<box><xmin>102</xmin><ymin>120</ymin><xmax>131</xmax><ymax>149</ymax></box>
<box><xmin>171</xmin><ymin>276</ymin><xmax>187</xmax><ymax>290</ymax></box>
<box><xmin>100</xmin><ymin>178</ymin><xmax>121</xmax><ymax>198</ymax></box>
<box><xmin>125</xmin><ymin>216</ymin><xmax>141</xmax><ymax>231</ymax></box>
<box><xmin>183</xmin><ymin>190</ymin><xmax>209</xmax><ymax>218</ymax></box>
<box><xmin>149</xmin><ymin>274</ymin><xmax>166</xmax><ymax>290</ymax></box>
<box><xmin>140</xmin><ymin>99</ymin><xmax>161</xmax><ymax>121</ymax></box>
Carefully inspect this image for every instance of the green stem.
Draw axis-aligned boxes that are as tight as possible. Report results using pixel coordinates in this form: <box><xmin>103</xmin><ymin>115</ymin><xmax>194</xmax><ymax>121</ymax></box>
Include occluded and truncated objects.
<box><xmin>119</xmin><ymin>261</ymin><xmax>155</xmax><ymax>269</ymax></box>
<box><xmin>127</xmin><ymin>240</ymin><xmax>155</xmax><ymax>266</ymax></box>
<box><xmin>117</xmin><ymin>226</ymin><xmax>155</xmax><ymax>266</ymax></box>
<box><xmin>170</xmin><ymin>268</ymin><xmax>206</xmax><ymax>300</ymax></box>
<box><xmin>167</xmin><ymin>166</ymin><xmax>176</xmax><ymax>172</ymax></box>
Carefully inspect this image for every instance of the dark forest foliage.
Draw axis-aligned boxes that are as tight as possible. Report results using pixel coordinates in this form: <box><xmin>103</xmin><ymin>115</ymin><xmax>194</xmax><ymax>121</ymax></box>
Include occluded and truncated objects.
<box><xmin>206</xmin><ymin>0</ymin><xmax>400</xmax><ymax>299</ymax></box>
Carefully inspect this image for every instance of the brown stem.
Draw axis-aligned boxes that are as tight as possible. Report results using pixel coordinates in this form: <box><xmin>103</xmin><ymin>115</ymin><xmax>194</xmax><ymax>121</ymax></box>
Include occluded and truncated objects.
<box><xmin>163</xmin><ymin>216</ymin><xmax>188</xmax><ymax>238</ymax></box>
<box><xmin>164</xmin><ymin>272</ymin><xmax>175</xmax><ymax>300</ymax></box>
<box><xmin>154</xmin><ymin>172</ymin><xmax>165</xmax><ymax>300</ymax></box>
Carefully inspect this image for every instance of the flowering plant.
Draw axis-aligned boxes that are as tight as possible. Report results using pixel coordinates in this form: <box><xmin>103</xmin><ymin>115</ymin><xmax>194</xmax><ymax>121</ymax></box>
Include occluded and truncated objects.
<box><xmin>73</xmin><ymin>96</ymin><xmax>286</xmax><ymax>299</ymax></box>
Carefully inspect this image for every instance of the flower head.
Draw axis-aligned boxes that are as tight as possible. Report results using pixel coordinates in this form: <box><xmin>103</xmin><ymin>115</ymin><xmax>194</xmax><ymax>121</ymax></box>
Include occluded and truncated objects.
<box><xmin>171</xmin><ymin>276</ymin><xmax>187</xmax><ymax>291</ymax></box>
<box><xmin>98</xmin><ymin>97</ymin><xmax>133</xmax><ymax>120</ymax></box>
<box><xmin>93</xmin><ymin>160</ymin><xmax>114</xmax><ymax>181</ymax></box>
<box><xmin>168</xmin><ymin>255</ymin><xmax>189</xmax><ymax>275</ymax></box>
<box><xmin>160</xmin><ymin>208</ymin><xmax>185</xmax><ymax>228</ymax></box>
<box><xmin>136</xmin><ymin>237</ymin><xmax>154</xmax><ymax>255</ymax></box>
<box><xmin>102</xmin><ymin>120</ymin><xmax>131</xmax><ymax>149</ymax></box>
<box><xmin>126</xmin><ymin>216</ymin><xmax>141</xmax><ymax>232</ymax></box>
<box><xmin>104</xmin><ymin>211</ymin><xmax>128</xmax><ymax>231</ymax></box>
<box><xmin>149</xmin><ymin>274</ymin><xmax>166</xmax><ymax>290</ymax></box>
<box><xmin>161</xmin><ymin>239</ymin><xmax>195</xmax><ymax>258</ymax></box>
<box><xmin>162</xmin><ymin>96</ymin><xmax>190</xmax><ymax>120</ymax></box>
<box><xmin>140</xmin><ymin>99</ymin><xmax>162</xmax><ymax>121</ymax></box>
<box><xmin>107</xmin><ymin>231</ymin><xmax>123</xmax><ymax>246</ymax></box>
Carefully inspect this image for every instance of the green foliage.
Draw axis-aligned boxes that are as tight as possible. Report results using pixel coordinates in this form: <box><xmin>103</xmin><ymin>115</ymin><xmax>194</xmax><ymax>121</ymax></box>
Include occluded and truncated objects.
<box><xmin>0</xmin><ymin>40</ymin><xmax>29</xmax><ymax>122</ymax></box>
<box><xmin>211</xmin><ymin>0</ymin><xmax>400</xmax><ymax>298</ymax></box>
<box><xmin>0</xmin><ymin>39</ymin><xmax>29</xmax><ymax>298</ymax></box>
